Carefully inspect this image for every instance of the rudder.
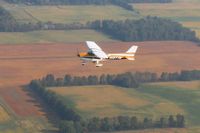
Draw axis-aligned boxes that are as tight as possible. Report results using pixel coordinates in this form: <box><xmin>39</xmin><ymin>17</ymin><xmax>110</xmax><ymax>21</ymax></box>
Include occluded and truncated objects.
<box><xmin>126</xmin><ymin>45</ymin><xmax>138</xmax><ymax>53</ymax></box>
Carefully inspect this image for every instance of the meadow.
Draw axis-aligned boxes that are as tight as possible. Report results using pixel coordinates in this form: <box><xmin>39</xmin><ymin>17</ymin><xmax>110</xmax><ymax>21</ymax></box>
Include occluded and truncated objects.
<box><xmin>0</xmin><ymin>30</ymin><xmax>113</xmax><ymax>44</ymax></box>
<box><xmin>0</xmin><ymin>116</ymin><xmax>54</xmax><ymax>133</ymax></box>
<box><xmin>134</xmin><ymin>1</ymin><xmax>200</xmax><ymax>20</ymax></box>
<box><xmin>50</xmin><ymin>80</ymin><xmax>200</xmax><ymax>132</ymax></box>
<box><xmin>50</xmin><ymin>85</ymin><xmax>185</xmax><ymax>119</ymax></box>
<box><xmin>3</xmin><ymin>4</ymin><xmax>139</xmax><ymax>24</ymax></box>
<box><xmin>139</xmin><ymin>81</ymin><xmax>200</xmax><ymax>126</ymax></box>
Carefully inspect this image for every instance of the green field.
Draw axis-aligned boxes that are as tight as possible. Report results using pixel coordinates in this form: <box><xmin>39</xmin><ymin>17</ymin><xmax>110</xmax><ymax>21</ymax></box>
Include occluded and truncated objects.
<box><xmin>139</xmin><ymin>81</ymin><xmax>200</xmax><ymax>126</ymax></box>
<box><xmin>134</xmin><ymin>0</ymin><xmax>200</xmax><ymax>21</ymax></box>
<box><xmin>106</xmin><ymin>128</ymin><xmax>188</xmax><ymax>133</ymax></box>
<box><xmin>0</xmin><ymin>116</ymin><xmax>54</xmax><ymax>133</ymax></box>
<box><xmin>0</xmin><ymin>30</ymin><xmax>114</xmax><ymax>44</ymax></box>
<box><xmin>3</xmin><ymin>4</ymin><xmax>139</xmax><ymax>24</ymax></box>
<box><xmin>50</xmin><ymin>81</ymin><xmax>200</xmax><ymax>132</ymax></box>
<box><xmin>49</xmin><ymin>85</ymin><xmax>185</xmax><ymax>119</ymax></box>
<box><xmin>134</xmin><ymin>0</ymin><xmax>200</xmax><ymax>38</ymax></box>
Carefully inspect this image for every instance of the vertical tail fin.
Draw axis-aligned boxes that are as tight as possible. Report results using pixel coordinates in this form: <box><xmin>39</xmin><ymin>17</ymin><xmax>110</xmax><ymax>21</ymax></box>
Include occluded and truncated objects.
<box><xmin>126</xmin><ymin>45</ymin><xmax>138</xmax><ymax>54</ymax></box>
<box><xmin>126</xmin><ymin>45</ymin><xmax>138</xmax><ymax>60</ymax></box>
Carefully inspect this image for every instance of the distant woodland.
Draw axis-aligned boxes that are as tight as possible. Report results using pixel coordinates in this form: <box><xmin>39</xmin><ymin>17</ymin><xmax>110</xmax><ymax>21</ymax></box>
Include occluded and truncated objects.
<box><xmin>126</xmin><ymin>0</ymin><xmax>172</xmax><ymax>3</ymax></box>
<box><xmin>32</xmin><ymin>70</ymin><xmax>200</xmax><ymax>88</ymax></box>
<box><xmin>90</xmin><ymin>17</ymin><xmax>199</xmax><ymax>42</ymax></box>
<box><xmin>0</xmin><ymin>6</ymin><xmax>198</xmax><ymax>43</ymax></box>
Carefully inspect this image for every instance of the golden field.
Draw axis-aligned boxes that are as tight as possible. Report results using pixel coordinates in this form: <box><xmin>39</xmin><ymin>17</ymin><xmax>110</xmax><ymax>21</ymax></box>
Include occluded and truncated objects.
<box><xmin>50</xmin><ymin>85</ymin><xmax>185</xmax><ymax>118</ymax></box>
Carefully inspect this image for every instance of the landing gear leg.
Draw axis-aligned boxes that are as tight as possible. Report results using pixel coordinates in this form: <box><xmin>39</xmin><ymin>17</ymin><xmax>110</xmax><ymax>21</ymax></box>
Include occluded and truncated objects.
<box><xmin>82</xmin><ymin>62</ymin><xmax>86</xmax><ymax>66</ymax></box>
<box><xmin>95</xmin><ymin>60</ymin><xmax>103</xmax><ymax>67</ymax></box>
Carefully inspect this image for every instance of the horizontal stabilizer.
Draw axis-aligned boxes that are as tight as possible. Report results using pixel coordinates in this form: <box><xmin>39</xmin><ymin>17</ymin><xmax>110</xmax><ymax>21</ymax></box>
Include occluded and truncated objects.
<box><xmin>127</xmin><ymin>57</ymin><xmax>135</xmax><ymax>60</ymax></box>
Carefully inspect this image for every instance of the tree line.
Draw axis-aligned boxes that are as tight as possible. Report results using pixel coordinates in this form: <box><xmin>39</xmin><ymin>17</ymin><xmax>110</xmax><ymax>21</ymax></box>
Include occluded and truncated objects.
<box><xmin>0</xmin><ymin>6</ymin><xmax>18</xmax><ymax>32</ymax></box>
<box><xmin>34</xmin><ymin>70</ymin><xmax>200</xmax><ymax>89</ymax></box>
<box><xmin>29</xmin><ymin>80</ymin><xmax>81</xmax><ymax>121</ymax></box>
<box><xmin>89</xmin><ymin>16</ymin><xmax>199</xmax><ymax>42</ymax></box>
<box><xmin>126</xmin><ymin>0</ymin><xmax>172</xmax><ymax>3</ymax></box>
<box><xmin>29</xmin><ymin>80</ymin><xmax>185</xmax><ymax>133</ymax></box>
<box><xmin>59</xmin><ymin>114</ymin><xmax>184</xmax><ymax>133</ymax></box>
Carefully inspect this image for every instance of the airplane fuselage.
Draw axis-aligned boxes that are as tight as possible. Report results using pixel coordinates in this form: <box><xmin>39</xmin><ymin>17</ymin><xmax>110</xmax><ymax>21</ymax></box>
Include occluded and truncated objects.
<box><xmin>107</xmin><ymin>53</ymin><xmax>135</xmax><ymax>60</ymax></box>
<box><xmin>78</xmin><ymin>52</ymin><xmax>135</xmax><ymax>61</ymax></box>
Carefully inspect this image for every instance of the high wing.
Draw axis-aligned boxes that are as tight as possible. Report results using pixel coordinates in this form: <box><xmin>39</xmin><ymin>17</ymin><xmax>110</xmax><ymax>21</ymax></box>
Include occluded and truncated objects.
<box><xmin>86</xmin><ymin>41</ymin><xmax>108</xmax><ymax>59</ymax></box>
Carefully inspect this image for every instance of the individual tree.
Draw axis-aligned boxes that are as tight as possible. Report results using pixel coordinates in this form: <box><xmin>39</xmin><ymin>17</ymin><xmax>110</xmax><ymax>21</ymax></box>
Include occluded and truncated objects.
<box><xmin>176</xmin><ymin>114</ymin><xmax>185</xmax><ymax>128</ymax></box>
<box><xmin>64</xmin><ymin>74</ymin><xmax>72</xmax><ymax>86</ymax></box>
<box><xmin>168</xmin><ymin>115</ymin><xmax>176</xmax><ymax>127</ymax></box>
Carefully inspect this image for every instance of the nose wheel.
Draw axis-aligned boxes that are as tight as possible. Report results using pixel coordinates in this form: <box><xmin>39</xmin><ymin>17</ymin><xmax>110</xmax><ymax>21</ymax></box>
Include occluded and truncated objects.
<box><xmin>82</xmin><ymin>62</ymin><xmax>86</xmax><ymax>66</ymax></box>
<box><xmin>96</xmin><ymin>63</ymin><xmax>103</xmax><ymax>67</ymax></box>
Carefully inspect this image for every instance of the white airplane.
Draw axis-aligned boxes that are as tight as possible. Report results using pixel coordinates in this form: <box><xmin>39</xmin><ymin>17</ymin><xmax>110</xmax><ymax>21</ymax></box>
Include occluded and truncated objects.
<box><xmin>77</xmin><ymin>41</ymin><xmax>138</xmax><ymax>67</ymax></box>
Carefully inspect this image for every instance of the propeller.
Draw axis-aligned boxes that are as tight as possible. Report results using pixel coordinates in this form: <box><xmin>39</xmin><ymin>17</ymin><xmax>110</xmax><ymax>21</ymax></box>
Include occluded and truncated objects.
<box><xmin>77</xmin><ymin>48</ymin><xmax>80</xmax><ymax>57</ymax></box>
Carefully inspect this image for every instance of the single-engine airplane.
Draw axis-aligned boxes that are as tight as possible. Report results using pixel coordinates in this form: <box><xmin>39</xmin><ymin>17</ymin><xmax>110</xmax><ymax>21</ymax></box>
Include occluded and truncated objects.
<box><xmin>77</xmin><ymin>41</ymin><xmax>138</xmax><ymax>67</ymax></box>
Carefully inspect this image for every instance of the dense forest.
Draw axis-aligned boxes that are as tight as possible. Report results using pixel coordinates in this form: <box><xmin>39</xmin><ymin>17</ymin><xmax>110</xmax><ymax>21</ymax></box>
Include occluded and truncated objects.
<box><xmin>89</xmin><ymin>17</ymin><xmax>199</xmax><ymax>42</ymax></box>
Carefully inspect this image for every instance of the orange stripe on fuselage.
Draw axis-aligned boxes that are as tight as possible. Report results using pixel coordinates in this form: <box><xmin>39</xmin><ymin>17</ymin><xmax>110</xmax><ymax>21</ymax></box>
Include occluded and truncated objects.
<box><xmin>78</xmin><ymin>52</ymin><xmax>88</xmax><ymax>57</ymax></box>
<box><xmin>78</xmin><ymin>52</ymin><xmax>96</xmax><ymax>58</ymax></box>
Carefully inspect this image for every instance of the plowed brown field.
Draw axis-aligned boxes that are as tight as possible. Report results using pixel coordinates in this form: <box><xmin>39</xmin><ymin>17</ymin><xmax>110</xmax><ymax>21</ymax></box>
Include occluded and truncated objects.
<box><xmin>0</xmin><ymin>41</ymin><xmax>200</xmax><ymax>116</ymax></box>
